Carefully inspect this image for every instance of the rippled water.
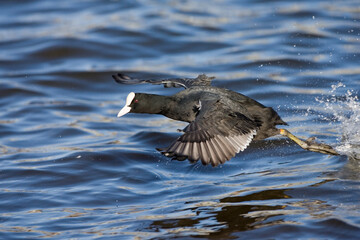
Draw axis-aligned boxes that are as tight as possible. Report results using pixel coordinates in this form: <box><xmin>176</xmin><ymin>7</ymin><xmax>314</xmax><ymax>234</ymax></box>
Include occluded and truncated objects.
<box><xmin>1</xmin><ymin>0</ymin><xmax>360</xmax><ymax>239</ymax></box>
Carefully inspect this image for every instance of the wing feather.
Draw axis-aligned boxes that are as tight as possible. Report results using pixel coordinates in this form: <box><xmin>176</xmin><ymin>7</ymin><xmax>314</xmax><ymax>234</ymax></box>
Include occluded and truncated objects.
<box><xmin>159</xmin><ymin>100</ymin><xmax>258</xmax><ymax>166</ymax></box>
<box><xmin>113</xmin><ymin>73</ymin><xmax>214</xmax><ymax>89</ymax></box>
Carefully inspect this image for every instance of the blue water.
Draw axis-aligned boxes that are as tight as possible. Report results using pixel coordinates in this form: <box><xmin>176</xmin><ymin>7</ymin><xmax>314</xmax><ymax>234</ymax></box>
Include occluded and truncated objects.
<box><xmin>1</xmin><ymin>0</ymin><xmax>359</xmax><ymax>239</ymax></box>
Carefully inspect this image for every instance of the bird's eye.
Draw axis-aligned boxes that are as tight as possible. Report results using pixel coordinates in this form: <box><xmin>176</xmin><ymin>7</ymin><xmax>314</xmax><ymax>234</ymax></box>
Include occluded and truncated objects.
<box><xmin>134</xmin><ymin>99</ymin><xmax>139</xmax><ymax>103</ymax></box>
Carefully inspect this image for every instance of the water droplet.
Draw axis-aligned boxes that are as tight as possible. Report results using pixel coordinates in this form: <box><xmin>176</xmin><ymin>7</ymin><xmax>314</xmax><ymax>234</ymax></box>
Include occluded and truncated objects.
<box><xmin>316</xmin><ymin>85</ymin><xmax>360</xmax><ymax>157</ymax></box>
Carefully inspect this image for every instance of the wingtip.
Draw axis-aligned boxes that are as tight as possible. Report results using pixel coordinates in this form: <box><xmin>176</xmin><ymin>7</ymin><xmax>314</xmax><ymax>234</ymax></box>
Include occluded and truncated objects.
<box><xmin>113</xmin><ymin>73</ymin><xmax>132</xmax><ymax>84</ymax></box>
<box><xmin>112</xmin><ymin>74</ymin><xmax>121</xmax><ymax>83</ymax></box>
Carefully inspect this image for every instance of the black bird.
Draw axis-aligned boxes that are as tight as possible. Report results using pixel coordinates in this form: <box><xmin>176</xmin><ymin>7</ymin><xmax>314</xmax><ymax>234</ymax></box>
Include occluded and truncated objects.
<box><xmin>113</xmin><ymin>73</ymin><xmax>339</xmax><ymax>166</ymax></box>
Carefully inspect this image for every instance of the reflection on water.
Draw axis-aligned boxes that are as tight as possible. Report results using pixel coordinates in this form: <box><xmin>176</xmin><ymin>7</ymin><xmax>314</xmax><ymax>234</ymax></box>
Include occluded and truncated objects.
<box><xmin>337</xmin><ymin>157</ymin><xmax>360</xmax><ymax>180</ymax></box>
<box><xmin>1</xmin><ymin>0</ymin><xmax>360</xmax><ymax>239</ymax></box>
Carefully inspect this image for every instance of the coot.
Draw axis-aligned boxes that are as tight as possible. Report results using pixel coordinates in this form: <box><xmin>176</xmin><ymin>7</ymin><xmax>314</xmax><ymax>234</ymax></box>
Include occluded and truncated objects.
<box><xmin>113</xmin><ymin>73</ymin><xmax>338</xmax><ymax>166</ymax></box>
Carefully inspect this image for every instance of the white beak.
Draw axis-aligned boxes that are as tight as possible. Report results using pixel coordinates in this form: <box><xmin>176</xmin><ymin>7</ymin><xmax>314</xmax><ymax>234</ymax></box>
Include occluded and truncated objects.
<box><xmin>117</xmin><ymin>92</ymin><xmax>135</xmax><ymax>118</ymax></box>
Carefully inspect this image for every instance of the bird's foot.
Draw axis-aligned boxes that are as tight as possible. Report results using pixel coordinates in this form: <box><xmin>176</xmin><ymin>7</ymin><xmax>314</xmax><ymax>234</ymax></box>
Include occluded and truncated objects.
<box><xmin>280</xmin><ymin>129</ymin><xmax>339</xmax><ymax>156</ymax></box>
<box><xmin>156</xmin><ymin>147</ymin><xmax>189</xmax><ymax>161</ymax></box>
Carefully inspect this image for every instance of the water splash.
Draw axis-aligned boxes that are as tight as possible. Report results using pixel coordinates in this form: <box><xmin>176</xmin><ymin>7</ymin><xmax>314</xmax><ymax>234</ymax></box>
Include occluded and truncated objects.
<box><xmin>316</xmin><ymin>83</ymin><xmax>360</xmax><ymax>159</ymax></box>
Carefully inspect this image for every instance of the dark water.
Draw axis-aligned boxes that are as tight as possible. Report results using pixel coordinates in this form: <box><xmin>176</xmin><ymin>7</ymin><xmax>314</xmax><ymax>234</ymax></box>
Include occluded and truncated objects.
<box><xmin>1</xmin><ymin>0</ymin><xmax>360</xmax><ymax>239</ymax></box>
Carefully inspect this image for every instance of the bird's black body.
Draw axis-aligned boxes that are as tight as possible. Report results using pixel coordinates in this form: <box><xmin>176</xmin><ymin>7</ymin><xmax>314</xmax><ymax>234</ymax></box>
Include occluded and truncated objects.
<box><xmin>114</xmin><ymin>73</ymin><xmax>287</xmax><ymax>166</ymax></box>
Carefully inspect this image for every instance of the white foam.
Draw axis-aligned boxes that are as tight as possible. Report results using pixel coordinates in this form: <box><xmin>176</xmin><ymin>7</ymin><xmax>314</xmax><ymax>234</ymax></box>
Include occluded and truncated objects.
<box><xmin>316</xmin><ymin>83</ymin><xmax>360</xmax><ymax>159</ymax></box>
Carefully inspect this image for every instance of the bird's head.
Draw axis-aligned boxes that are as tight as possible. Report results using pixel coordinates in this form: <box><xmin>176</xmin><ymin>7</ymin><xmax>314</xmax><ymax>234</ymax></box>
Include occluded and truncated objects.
<box><xmin>117</xmin><ymin>92</ymin><xmax>159</xmax><ymax>117</ymax></box>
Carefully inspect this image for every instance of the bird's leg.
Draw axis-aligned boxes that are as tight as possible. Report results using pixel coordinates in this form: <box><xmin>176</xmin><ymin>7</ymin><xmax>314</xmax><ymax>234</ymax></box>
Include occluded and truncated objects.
<box><xmin>279</xmin><ymin>129</ymin><xmax>339</xmax><ymax>155</ymax></box>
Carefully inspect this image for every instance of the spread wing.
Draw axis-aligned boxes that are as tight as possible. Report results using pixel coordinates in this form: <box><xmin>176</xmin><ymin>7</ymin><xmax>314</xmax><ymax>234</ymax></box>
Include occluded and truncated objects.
<box><xmin>112</xmin><ymin>73</ymin><xmax>214</xmax><ymax>89</ymax></box>
<box><xmin>159</xmin><ymin>100</ymin><xmax>258</xmax><ymax>166</ymax></box>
